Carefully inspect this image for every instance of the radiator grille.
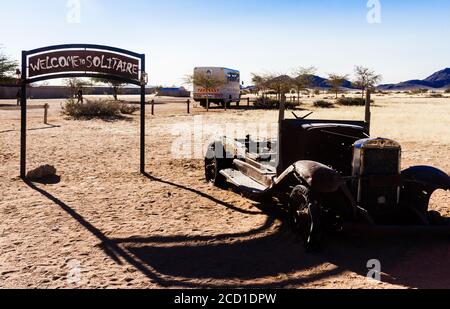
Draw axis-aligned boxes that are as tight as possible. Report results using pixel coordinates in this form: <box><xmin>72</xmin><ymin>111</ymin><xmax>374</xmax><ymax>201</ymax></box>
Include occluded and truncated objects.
<box><xmin>363</xmin><ymin>148</ymin><xmax>400</xmax><ymax>175</ymax></box>
<box><xmin>358</xmin><ymin>148</ymin><xmax>401</xmax><ymax>219</ymax></box>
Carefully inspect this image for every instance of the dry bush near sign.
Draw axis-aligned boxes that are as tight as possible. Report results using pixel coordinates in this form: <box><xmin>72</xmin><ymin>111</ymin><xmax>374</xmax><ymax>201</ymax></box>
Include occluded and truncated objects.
<box><xmin>118</xmin><ymin>102</ymin><xmax>140</xmax><ymax>115</ymax></box>
<box><xmin>62</xmin><ymin>99</ymin><xmax>138</xmax><ymax>119</ymax></box>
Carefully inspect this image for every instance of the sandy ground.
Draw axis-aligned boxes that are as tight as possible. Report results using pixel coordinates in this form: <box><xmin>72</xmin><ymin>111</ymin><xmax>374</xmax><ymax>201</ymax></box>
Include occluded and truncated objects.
<box><xmin>0</xmin><ymin>94</ymin><xmax>449</xmax><ymax>289</ymax></box>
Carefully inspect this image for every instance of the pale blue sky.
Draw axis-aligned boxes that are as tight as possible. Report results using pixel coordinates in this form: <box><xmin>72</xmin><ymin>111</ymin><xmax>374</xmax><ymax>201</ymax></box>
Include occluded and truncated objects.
<box><xmin>1</xmin><ymin>0</ymin><xmax>449</xmax><ymax>86</ymax></box>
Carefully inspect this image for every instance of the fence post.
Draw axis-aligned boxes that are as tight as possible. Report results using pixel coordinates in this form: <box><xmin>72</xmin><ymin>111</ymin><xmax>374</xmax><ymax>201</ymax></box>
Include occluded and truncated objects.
<box><xmin>44</xmin><ymin>104</ymin><xmax>49</xmax><ymax>124</ymax></box>
<box><xmin>247</xmin><ymin>97</ymin><xmax>250</xmax><ymax>108</ymax></box>
<box><xmin>365</xmin><ymin>90</ymin><xmax>371</xmax><ymax>134</ymax></box>
<box><xmin>187</xmin><ymin>99</ymin><xmax>190</xmax><ymax>114</ymax></box>
<box><xmin>151</xmin><ymin>100</ymin><xmax>155</xmax><ymax>116</ymax></box>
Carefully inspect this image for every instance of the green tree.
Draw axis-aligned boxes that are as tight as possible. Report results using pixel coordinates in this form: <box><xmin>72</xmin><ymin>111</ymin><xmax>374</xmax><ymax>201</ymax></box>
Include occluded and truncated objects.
<box><xmin>291</xmin><ymin>67</ymin><xmax>317</xmax><ymax>103</ymax></box>
<box><xmin>327</xmin><ymin>73</ymin><xmax>349</xmax><ymax>99</ymax></box>
<box><xmin>353</xmin><ymin>66</ymin><xmax>382</xmax><ymax>99</ymax></box>
<box><xmin>0</xmin><ymin>48</ymin><xmax>18</xmax><ymax>84</ymax></box>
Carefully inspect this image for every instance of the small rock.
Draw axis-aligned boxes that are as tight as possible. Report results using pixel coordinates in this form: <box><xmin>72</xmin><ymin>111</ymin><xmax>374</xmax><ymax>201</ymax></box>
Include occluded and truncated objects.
<box><xmin>26</xmin><ymin>165</ymin><xmax>57</xmax><ymax>180</ymax></box>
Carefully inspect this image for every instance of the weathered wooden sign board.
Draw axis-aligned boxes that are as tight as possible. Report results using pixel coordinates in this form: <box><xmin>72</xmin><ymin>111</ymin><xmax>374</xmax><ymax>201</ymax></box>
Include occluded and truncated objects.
<box><xmin>28</xmin><ymin>50</ymin><xmax>140</xmax><ymax>80</ymax></box>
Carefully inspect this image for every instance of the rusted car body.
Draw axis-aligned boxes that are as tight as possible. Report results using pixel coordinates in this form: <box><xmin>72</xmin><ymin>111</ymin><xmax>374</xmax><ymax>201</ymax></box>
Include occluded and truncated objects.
<box><xmin>205</xmin><ymin>113</ymin><xmax>450</xmax><ymax>250</ymax></box>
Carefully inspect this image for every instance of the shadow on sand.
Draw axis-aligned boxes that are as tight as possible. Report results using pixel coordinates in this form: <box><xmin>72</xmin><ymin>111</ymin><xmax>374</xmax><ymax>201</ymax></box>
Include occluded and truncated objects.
<box><xmin>0</xmin><ymin>124</ymin><xmax>61</xmax><ymax>134</ymax></box>
<box><xmin>24</xmin><ymin>174</ymin><xmax>450</xmax><ymax>288</ymax></box>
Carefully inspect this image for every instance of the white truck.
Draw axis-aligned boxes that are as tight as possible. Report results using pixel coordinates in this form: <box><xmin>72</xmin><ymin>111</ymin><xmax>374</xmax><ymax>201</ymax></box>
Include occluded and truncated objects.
<box><xmin>193</xmin><ymin>67</ymin><xmax>241</xmax><ymax>108</ymax></box>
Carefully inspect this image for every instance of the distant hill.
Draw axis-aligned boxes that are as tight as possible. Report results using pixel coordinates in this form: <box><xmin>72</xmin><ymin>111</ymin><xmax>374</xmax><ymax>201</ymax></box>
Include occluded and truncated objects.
<box><xmin>308</xmin><ymin>75</ymin><xmax>355</xmax><ymax>89</ymax></box>
<box><xmin>378</xmin><ymin>68</ymin><xmax>450</xmax><ymax>90</ymax></box>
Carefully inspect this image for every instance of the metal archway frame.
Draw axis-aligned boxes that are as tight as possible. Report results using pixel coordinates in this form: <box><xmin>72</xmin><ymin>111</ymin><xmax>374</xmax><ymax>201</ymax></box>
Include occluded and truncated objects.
<box><xmin>20</xmin><ymin>44</ymin><xmax>147</xmax><ymax>178</ymax></box>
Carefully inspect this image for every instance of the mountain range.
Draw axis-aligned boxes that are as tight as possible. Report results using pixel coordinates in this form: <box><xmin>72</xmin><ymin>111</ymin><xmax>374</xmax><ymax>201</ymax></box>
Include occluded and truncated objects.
<box><xmin>378</xmin><ymin>68</ymin><xmax>450</xmax><ymax>90</ymax></box>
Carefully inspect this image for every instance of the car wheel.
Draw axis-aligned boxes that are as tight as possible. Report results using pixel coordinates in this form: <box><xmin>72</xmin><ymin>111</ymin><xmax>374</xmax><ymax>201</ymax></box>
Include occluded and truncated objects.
<box><xmin>205</xmin><ymin>142</ymin><xmax>232</xmax><ymax>188</ymax></box>
<box><xmin>428</xmin><ymin>210</ymin><xmax>447</xmax><ymax>226</ymax></box>
<box><xmin>289</xmin><ymin>185</ymin><xmax>322</xmax><ymax>252</ymax></box>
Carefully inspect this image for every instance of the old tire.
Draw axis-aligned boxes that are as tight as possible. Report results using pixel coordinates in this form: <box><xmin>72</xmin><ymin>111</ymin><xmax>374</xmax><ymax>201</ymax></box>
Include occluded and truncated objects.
<box><xmin>205</xmin><ymin>142</ymin><xmax>233</xmax><ymax>188</ymax></box>
<box><xmin>428</xmin><ymin>210</ymin><xmax>447</xmax><ymax>226</ymax></box>
<box><xmin>289</xmin><ymin>185</ymin><xmax>322</xmax><ymax>252</ymax></box>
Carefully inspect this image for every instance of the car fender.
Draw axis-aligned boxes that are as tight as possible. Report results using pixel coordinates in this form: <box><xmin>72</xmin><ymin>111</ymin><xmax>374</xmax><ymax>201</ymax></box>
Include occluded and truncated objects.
<box><xmin>402</xmin><ymin>166</ymin><xmax>450</xmax><ymax>191</ymax></box>
<box><xmin>293</xmin><ymin>161</ymin><xmax>342</xmax><ymax>193</ymax></box>
<box><xmin>401</xmin><ymin>166</ymin><xmax>450</xmax><ymax>213</ymax></box>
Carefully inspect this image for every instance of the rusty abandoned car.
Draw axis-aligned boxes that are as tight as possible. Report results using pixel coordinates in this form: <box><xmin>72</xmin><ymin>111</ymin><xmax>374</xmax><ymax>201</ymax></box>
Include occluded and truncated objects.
<box><xmin>204</xmin><ymin>96</ymin><xmax>450</xmax><ymax>251</ymax></box>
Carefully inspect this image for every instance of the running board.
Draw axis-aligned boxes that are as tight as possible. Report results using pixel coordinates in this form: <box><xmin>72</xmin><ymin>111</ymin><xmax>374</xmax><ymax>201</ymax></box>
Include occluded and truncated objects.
<box><xmin>220</xmin><ymin>168</ymin><xmax>268</xmax><ymax>195</ymax></box>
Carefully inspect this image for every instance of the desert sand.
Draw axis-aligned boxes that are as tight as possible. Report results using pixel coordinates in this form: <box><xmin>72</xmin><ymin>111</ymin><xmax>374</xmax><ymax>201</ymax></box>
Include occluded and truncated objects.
<box><xmin>0</xmin><ymin>94</ymin><xmax>449</xmax><ymax>289</ymax></box>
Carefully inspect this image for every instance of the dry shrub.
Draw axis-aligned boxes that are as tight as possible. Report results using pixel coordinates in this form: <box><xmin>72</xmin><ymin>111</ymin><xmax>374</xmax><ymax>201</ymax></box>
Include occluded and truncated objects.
<box><xmin>314</xmin><ymin>100</ymin><xmax>334</xmax><ymax>108</ymax></box>
<box><xmin>119</xmin><ymin>103</ymin><xmax>139</xmax><ymax>115</ymax></box>
<box><xmin>429</xmin><ymin>93</ymin><xmax>443</xmax><ymax>98</ymax></box>
<box><xmin>410</xmin><ymin>88</ymin><xmax>429</xmax><ymax>95</ymax></box>
<box><xmin>254</xmin><ymin>97</ymin><xmax>300</xmax><ymax>110</ymax></box>
<box><xmin>62</xmin><ymin>99</ymin><xmax>138</xmax><ymax>119</ymax></box>
<box><xmin>337</xmin><ymin>97</ymin><xmax>373</xmax><ymax>106</ymax></box>
<box><xmin>445</xmin><ymin>88</ymin><xmax>450</xmax><ymax>94</ymax></box>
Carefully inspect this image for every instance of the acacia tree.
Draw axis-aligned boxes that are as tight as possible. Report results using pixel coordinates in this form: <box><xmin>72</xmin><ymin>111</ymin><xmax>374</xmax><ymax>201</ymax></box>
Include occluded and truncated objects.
<box><xmin>0</xmin><ymin>48</ymin><xmax>18</xmax><ymax>85</ymax></box>
<box><xmin>91</xmin><ymin>78</ymin><xmax>125</xmax><ymax>100</ymax></box>
<box><xmin>353</xmin><ymin>66</ymin><xmax>382</xmax><ymax>99</ymax></box>
<box><xmin>251</xmin><ymin>73</ymin><xmax>269</xmax><ymax>98</ymax></box>
<box><xmin>327</xmin><ymin>73</ymin><xmax>349</xmax><ymax>99</ymax></box>
<box><xmin>251</xmin><ymin>73</ymin><xmax>273</xmax><ymax>105</ymax></box>
<box><xmin>265</xmin><ymin>74</ymin><xmax>293</xmax><ymax>102</ymax></box>
<box><xmin>291</xmin><ymin>67</ymin><xmax>317</xmax><ymax>103</ymax></box>
<box><xmin>186</xmin><ymin>72</ymin><xmax>225</xmax><ymax>111</ymax></box>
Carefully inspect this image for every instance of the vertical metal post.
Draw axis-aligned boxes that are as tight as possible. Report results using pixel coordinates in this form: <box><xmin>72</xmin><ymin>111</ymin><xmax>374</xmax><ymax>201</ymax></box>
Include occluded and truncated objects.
<box><xmin>187</xmin><ymin>99</ymin><xmax>190</xmax><ymax>114</ymax></box>
<box><xmin>151</xmin><ymin>100</ymin><xmax>155</xmax><ymax>116</ymax></box>
<box><xmin>140</xmin><ymin>55</ymin><xmax>146</xmax><ymax>174</ymax></box>
<box><xmin>247</xmin><ymin>97</ymin><xmax>250</xmax><ymax>108</ymax></box>
<box><xmin>20</xmin><ymin>51</ymin><xmax>27</xmax><ymax>179</ymax></box>
<box><xmin>365</xmin><ymin>89</ymin><xmax>371</xmax><ymax>134</ymax></box>
<box><xmin>276</xmin><ymin>93</ymin><xmax>286</xmax><ymax>176</ymax></box>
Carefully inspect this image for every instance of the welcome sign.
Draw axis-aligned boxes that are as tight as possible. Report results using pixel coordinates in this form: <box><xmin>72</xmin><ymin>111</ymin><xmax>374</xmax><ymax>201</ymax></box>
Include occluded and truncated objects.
<box><xmin>28</xmin><ymin>50</ymin><xmax>140</xmax><ymax>80</ymax></box>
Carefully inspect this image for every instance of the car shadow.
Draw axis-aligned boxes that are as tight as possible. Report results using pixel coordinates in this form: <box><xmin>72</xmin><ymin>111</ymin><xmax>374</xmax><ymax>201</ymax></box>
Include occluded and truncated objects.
<box><xmin>117</xmin><ymin>223</ymin><xmax>450</xmax><ymax>288</ymax></box>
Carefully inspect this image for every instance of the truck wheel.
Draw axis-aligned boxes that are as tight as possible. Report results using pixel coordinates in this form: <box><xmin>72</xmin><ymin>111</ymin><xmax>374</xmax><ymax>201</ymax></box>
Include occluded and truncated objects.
<box><xmin>289</xmin><ymin>185</ymin><xmax>322</xmax><ymax>252</ymax></box>
<box><xmin>205</xmin><ymin>142</ymin><xmax>233</xmax><ymax>188</ymax></box>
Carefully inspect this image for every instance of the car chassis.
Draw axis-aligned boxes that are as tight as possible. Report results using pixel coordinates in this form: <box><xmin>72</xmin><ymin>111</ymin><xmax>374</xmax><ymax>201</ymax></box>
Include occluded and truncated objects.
<box><xmin>204</xmin><ymin>98</ymin><xmax>450</xmax><ymax>250</ymax></box>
